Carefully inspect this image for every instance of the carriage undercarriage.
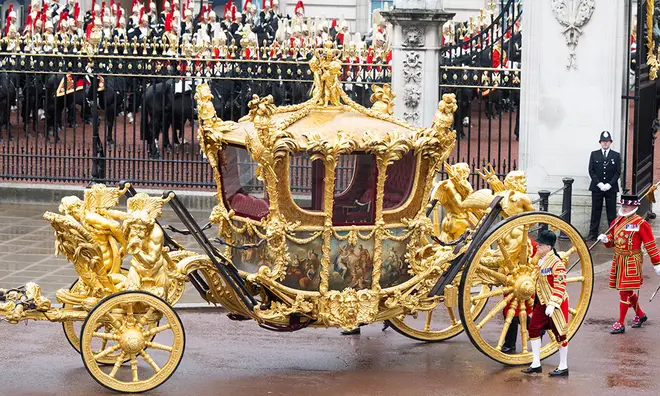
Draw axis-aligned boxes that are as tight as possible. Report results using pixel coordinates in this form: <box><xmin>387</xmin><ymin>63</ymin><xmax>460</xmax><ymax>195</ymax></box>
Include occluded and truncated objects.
<box><xmin>0</xmin><ymin>44</ymin><xmax>593</xmax><ymax>394</ymax></box>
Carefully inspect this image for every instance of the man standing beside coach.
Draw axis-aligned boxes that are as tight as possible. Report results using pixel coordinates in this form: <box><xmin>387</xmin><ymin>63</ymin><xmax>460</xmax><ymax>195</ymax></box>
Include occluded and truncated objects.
<box><xmin>587</xmin><ymin>131</ymin><xmax>621</xmax><ymax>241</ymax></box>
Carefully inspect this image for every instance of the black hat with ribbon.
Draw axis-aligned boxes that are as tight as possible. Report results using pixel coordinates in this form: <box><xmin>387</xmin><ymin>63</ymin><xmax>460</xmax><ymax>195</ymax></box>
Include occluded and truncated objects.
<box><xmin>620</xmin><ymin>194</ymin><xmax>641</xmax><ymax>206</ymax></box>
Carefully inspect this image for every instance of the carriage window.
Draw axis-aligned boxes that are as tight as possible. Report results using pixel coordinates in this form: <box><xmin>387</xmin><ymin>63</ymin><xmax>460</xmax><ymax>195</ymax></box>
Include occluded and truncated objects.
<box><xmin>290</xmin><ymin>152</ymin><xmax>325</xmax><ymax>211</ymax></box>
<box><xmin>332</xmin><ymin>154</ymin><xmax>376</xmax><ymax>225</ymax></box>
<box><xmin>383</xmin><ymin>152</ymin><xmax>416</xmax><ymax>210</ymax></box>
<box><xmin>221</xmin><ymin>145</ymin><xmax>269</xmax><ymax>220</ymax></box>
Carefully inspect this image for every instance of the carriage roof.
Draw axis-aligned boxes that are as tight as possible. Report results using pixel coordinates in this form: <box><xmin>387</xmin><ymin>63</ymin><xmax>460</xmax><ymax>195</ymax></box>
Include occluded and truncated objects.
<box><xmin>222</xmin><ymin>105</ymin><xmax>417</xmax><ymax>150</ymax></box>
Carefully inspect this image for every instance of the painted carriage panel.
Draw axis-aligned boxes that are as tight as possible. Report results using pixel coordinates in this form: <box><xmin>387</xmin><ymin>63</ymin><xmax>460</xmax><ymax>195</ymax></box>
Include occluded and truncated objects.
<box><xmin>281</xmin><ymin>232</ymin><xmax>324</xmax><ymax>291</ymax></box>
<box><xmin>380</xmin><ymin>230</ymin><xmax>412</xmax><ymax>288</ymax></box>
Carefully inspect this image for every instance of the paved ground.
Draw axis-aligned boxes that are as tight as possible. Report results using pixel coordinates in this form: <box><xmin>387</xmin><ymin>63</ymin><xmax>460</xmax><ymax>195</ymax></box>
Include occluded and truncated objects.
<box><xmin>0</xmin><ymin>202</ymin><xmax>209</xmax><ymax>305</ymax></box>
<box><xmin>0</xmin><ymin>270</ymin><xmax>660</xmax><ymax>396</ymax></box>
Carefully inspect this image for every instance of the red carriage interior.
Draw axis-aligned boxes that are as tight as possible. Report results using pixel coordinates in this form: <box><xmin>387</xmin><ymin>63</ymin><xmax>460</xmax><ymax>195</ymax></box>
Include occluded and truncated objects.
<box><xmin>220</xmin><ymin>146</ymin><xmax>416</xmax><ymax>224</ymax></box>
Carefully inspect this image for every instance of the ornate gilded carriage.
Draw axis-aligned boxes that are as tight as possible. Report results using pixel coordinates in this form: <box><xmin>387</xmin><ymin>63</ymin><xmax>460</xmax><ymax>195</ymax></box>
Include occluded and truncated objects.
<box><xmin>0</xmin><ymin>43</ymin><xmax>594</xmax><ymax>393</ymax></box>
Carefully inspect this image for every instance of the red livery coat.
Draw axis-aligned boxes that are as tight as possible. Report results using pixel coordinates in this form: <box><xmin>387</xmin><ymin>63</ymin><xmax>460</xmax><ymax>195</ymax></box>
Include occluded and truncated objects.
<box><xmin>604</xmin><ymin>213</ymin><xmax>660</xmax><ymax>290</ymax></box>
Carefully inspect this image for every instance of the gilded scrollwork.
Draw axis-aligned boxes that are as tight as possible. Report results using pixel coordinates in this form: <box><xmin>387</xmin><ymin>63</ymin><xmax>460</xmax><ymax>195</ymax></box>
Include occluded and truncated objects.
<box><xmin>370</xmin><ymin>84</ymin><xmax>396</xmax><ymax>115</ymax></box>
<box><xmin>317</xmin><ymin>288</ymin><xmax>380</xmax><ymax>330</ymax></box>
<box><xmin>253</xmin><ymin>294</ymin><xmax>314</xmax><ymax>322</ymax></box>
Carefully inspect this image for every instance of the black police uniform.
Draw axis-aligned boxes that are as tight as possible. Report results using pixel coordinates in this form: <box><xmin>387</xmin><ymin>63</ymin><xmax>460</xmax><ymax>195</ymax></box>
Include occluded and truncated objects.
<box><xmin>588</xmin><ymin>130</ymin><xmax>621</xmax><ymax>239</ymax></box>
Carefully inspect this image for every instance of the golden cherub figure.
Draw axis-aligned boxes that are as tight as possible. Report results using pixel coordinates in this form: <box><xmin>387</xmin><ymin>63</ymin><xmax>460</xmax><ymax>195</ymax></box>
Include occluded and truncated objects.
<box><xmin>431</xmin><ymin>162</ymin><xmax>478</xmax><ymax>243</ymax></box>
<box><xmin>122</xmin><ymin>193</ymin><xmax>173</xmax><ymax>299</ymax></box>
<box><xmin>432</xmin><ymin>94</ymin><xmax>459</xmax><ymax>130</ymax></box>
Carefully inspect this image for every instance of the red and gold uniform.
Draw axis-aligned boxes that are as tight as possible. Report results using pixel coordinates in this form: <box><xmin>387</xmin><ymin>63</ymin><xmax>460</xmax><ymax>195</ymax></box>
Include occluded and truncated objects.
<box><xmin>604</xmin><ymin>213</ymin><xmax>660</xmax><ymax>290</ymax></box>
<box><xmin>602</xmin><ymin>197</ymin><xmax>660</xmax><ymax>332</ymax></box>
<box><xmin>528</xmin><ymin>251</ymin><xmax>569</xmax><ymax>346</ymax></box>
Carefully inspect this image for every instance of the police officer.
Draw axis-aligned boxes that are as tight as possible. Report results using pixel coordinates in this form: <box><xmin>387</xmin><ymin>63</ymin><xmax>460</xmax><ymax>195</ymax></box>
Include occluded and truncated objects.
<box><xmin>587</xmin><ymin>131</ymin><xmax>621</xmax><ymax>241</ymax></box>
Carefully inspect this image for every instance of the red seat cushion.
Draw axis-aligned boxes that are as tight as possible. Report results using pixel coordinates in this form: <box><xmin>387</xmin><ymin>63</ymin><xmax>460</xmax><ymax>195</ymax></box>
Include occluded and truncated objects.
<box><xmin>230</xmin><ymin>193</ymin><xmax>269</xmax><ymax>220</ymax></box>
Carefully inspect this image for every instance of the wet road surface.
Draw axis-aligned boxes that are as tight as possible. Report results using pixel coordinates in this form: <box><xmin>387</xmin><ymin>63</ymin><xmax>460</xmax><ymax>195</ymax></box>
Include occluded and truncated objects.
<box><xmin>1</xmin><ymin>269</ymin><xmax>660</xmax><ymax>396</ymax></box>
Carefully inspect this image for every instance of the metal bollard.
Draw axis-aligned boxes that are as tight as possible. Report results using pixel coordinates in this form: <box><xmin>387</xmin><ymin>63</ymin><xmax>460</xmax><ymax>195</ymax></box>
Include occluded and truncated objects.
<box><xmin>559</xmin><ymin>178</ymin><xmax>574</xmax><ymax>240</ymax></box>
<box><xmin>538</xmin><ymin>190</ymin><xmax>551</xmax><ymax>212</ymax></box>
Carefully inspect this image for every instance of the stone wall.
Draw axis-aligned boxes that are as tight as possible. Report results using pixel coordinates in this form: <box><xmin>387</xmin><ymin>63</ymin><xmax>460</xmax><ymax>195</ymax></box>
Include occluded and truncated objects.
<box><xmin>519</xmin><ymin>0</ymin><xmax>627</xmax><ymax>235</ymax></box>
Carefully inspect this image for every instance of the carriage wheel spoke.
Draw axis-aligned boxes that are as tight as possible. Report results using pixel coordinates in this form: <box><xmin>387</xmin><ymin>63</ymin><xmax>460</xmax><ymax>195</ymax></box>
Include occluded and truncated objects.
<box><xmin>519</xmin><ymin>301</ymin><xmax>529</xmax><ymax>353</ymax></box>
<box><xmin>139</xmin><ymin>350</ymin><xmax>161</xmax><ymax>373</ymax></box>
<box><xmin>143</xmin><ymin>323</ymin><xmax>172</xmax><ymax>338</ymax></box>
<box><xmin>104</xmin><ymin>314</ymin><xmax>124</xmax><ymax>332</ymax></box>
<box><xmin>109</xmin><ymin>352</ymin><xmax>126</xmax><ymax>378</ymax></box>
<box><xmin>568</xmin><ymin>307</ymin><xmax>577</xmax><ymax>316</ymax></box>
<box><xmin>496</xmin><ymin>300</ymin><xmax>519</xmax><ymax>350</ymax></box>
<box><xmin>94</xmin><ymin>343</ymin><xmax>122</xmax><ymax>361</ymax></box>
<box><xmin>137</xmin><ymin>307</ymin><xmax>156</xmax><ymax>329</ymax></box>
<box><xmin>125</xmin><ymin>302</ymin><xmax>136</xmax><ymax>325</ymax></box>
<box><xmin>92</xmin><ymin>331</ymin><xmax>120</xmax><ymax>342</ymax></box>
<box><xmin>445</xmin><ymin>306</ymin><xmax>458</xmax><ymax>326</ymax></box>
<box><xmin>145</xmin><ymin>341</ymin><xmax>173</xmax><ymax>352</ymax></box>
<box><xmin>497</xmin><ymin>240</ymin><xmax>516</xmax><ymax>273</ymax></box>
<box><xmin>566</xmin><ymin>276</ymin><xmax>584</xmax><ymax>284</ymax></box>
<box><xmin>424</xmin><ymin>310</ymin><xmax>434</xmax><ymax>332</ymax></box>
<box><xmin>130</xmin><ymin>355</ymin><xmax>139</xmax><ymax>382</ymax></box>
<box><xmin>517</xmin><ymin>225</ymin><xmax>530</xmax><ymax>265</ymax></box>
<box><xmin>561</xmin><ymin>246</ymin><xmax>577</xmax><ymax>262</ymax></box>
<box><xmin>476</xmin><ymin>265</ymin><xmax>509</xmax><ymax>285</ymax></box>
<box><xmin>476</xmin><ymin>294</ymin><xmax>514</xmax><ymax>330</ymax></box>
<box><xmin>471</xmin><ymin>286</ymin><xmax>512</xmax><ymax>303</ymax></box>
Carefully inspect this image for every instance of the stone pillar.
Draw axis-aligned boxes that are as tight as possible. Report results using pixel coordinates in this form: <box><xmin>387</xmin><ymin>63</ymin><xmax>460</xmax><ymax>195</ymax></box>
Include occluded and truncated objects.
<box><xmin>519</xmin><ymin>1</ymin><xmax>627</xmax><ymax>234</ymax></box>
<box><xmin>382</xmin><ymin>1</ymin><xmax>454</xmax><ymax>127</ymax></box>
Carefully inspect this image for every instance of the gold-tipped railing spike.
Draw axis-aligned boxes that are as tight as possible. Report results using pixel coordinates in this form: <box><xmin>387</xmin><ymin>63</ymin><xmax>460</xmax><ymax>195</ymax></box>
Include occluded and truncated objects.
<box><xmin>487</xmin><ymin>0</ymin><xmax>498</xmax><ymax>15</ymax></box>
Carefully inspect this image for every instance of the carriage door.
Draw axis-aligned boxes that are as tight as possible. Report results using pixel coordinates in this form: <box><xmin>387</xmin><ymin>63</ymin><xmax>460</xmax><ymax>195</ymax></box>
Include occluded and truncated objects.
<box><xmin>631</xmin><ymin>0</ymin><xmax>659</xmax><ymax>217</ymax></box>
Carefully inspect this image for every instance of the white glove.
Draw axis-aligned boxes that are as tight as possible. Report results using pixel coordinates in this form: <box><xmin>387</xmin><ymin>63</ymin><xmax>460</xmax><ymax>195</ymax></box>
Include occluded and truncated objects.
<box><xmin>545</xmin><ymin>305</ymin><xmax>555</xmax><ymax>317</ymax></box>
<box><xmin>654</xmin><ymin>265</ymin><xmax>660</xmax><ymax>276</ymax></box>
<box><xmin>597</xmin><ymin>234</ymin><xmax>609</xmax><ymax>243</ymax></box>
<box><xmin>603</xmin><ymin>183</ymin><xmax>612</xmax><ymax>191</ymax></box>
<box><xmin>597</xmin><ymin>182</ymin><xmax>606</xmax><ymax>191</ymax></box>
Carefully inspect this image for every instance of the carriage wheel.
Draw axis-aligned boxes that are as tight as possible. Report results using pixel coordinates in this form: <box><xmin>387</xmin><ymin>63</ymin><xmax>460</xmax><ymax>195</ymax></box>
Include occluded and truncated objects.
<box><xmin>387</xmin><ymin>283</ymin><xmax>490</xmax><ymax>342</ymax></box>
<box><xmin>80</xmin><ymin>291</ymin><xmax>185</xmax><ymax>393</ymax></box>
<box><xmin>62</xmin><ymin>279</ymin><xmax>128</xmax><ymax>365</ymax></box>
<box><xmin>458</xmin><ymin>212</ymin><xmax>593</xmax><ymax>365</ymax></box>
<box><xmin>62</xmin><ymin>275</ymin><xmax>159</xmax><ymax>365</ymax></box>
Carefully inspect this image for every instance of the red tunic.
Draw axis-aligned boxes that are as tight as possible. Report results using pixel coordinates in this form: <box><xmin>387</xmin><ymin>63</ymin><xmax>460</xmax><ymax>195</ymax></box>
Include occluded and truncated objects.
<box><xmin>604</xmin><ymin>214</ymin><xmax>660</xmax><ymax>290</ymax></box>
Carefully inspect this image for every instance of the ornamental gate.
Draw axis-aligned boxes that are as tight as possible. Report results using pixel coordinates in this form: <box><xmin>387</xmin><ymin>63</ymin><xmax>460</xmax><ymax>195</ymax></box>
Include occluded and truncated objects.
<box><xmin>438</xmin><ymin>0</ymin><xmax>522</xmax><ymax>188</ymax></box>
<box><xmin>626</xmin><ymin>0</ymin><xmax>659</xmax><ymax>217</ymax></box>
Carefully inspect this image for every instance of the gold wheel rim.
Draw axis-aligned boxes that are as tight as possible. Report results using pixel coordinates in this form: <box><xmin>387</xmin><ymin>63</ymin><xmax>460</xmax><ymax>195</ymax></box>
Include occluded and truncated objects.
<box><xmin>63</xmin><ymin>280</ymin><xmax>126</xmax><ymax>364</ymax></box>
<box><xmin>62</xmin><ymin>279</ymin><xmax>86</xmax><ymax>354</ymax></box>
<box><xmin>81</xmin><ymin>292</ymin><xmax>185</xmax><ymax>393</ymax></box>
<box><xmin>388</xmin><ymin>284</ymin><xmax>490</xmax><ymax>341</ymax></box>
<box><xmin>460</xmin><ymin>213</ymin><xmax>593</xmax><ymax>365</ymax></box>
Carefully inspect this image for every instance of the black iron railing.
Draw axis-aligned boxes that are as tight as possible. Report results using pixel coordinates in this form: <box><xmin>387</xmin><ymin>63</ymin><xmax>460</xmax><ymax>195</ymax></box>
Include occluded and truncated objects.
<box><xmin>0</xmin><ymin>50</ymin><xmax>390</xmax><ymax>189</ymax></box>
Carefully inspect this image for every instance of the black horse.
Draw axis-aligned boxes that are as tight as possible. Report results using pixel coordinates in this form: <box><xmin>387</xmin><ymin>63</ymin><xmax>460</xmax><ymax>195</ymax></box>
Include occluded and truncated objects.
<box><xmin>0</xmin><ymin>72</ymin><xmax>18</xmax><ymax>141</ymax></box>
